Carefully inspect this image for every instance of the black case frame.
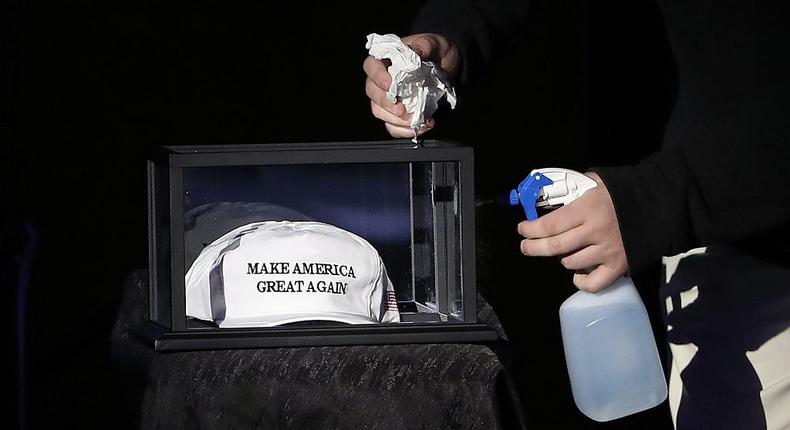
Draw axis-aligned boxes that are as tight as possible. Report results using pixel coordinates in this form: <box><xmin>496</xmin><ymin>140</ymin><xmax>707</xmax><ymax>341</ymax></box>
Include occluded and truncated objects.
<box><xmin>131</xmin><ymin>140</ymin><xmax>498</xmax><ymax>351</ymax></box>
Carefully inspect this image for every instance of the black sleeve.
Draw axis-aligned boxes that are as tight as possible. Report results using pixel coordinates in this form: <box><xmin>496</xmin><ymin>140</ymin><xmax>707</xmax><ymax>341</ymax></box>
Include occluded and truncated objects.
<box><xmin>592</xmin><ymin>80</ymin><xmax>790</xmax><ymax>274</ymax></box>
<box><xmin>410</xmin><ymin>0</ymin><xmax>530</xmax><ymax>85</ymax></box>
<box><xmin>589</xmin><ymin>2</ymin><xmax>790</xmax><ymax>275</ymax></box>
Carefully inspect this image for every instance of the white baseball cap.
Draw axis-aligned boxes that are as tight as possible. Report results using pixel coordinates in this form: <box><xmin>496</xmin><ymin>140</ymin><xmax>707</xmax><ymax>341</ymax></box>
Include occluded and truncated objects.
<box><xmin>185</xmin><ymin>220</ymin><xmax>401</xmax><ymax>328</ymax></box>
<box><xmin>183</xmin><ymin>201</ymin><xmax>313</xmax><ymax>269</ymax></box>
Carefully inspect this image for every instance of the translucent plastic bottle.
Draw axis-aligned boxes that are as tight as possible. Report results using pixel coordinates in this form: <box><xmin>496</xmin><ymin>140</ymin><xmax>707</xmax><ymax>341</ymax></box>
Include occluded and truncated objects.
<box><xmin>508</xmin><ymin>168</ymin><xmax>668</xmax><ymax>421</ymax></box>
<box><xmin>559</xmin><ymin>276</ymin><xmax>668</xmax><ymax>422</ymax></box>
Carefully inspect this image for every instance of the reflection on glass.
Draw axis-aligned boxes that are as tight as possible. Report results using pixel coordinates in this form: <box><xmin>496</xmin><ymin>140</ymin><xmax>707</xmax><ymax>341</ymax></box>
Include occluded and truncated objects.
<box><xmin>182</xmin><ymin>160</ymin><xmax>464</xmax><ymax>325</ymax></box>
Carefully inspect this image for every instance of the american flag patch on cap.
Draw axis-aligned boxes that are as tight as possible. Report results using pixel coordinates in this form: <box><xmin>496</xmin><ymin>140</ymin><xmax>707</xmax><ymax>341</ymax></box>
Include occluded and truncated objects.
<box><xmin>386</xmin><ymin>290</ymin><xmax>399</xmax><ymax>311</ymax></box>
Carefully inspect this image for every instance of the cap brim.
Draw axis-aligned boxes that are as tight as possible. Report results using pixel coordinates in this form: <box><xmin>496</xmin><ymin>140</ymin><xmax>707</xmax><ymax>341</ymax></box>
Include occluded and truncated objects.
<box><xmin>218</xmin><ymin>312</ymin><xmax>381</xmax><ymax>328</ymax></box>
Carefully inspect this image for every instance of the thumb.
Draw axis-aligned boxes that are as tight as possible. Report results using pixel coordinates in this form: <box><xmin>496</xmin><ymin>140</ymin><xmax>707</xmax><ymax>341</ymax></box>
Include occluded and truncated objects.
<box><xmin>403</xmin><ymin>34</ymin><xmax>437</xmax><ymax>61</ymax></box>
<box><xmin>401</xmin><ymin>33</ymin><xmax>459</xmax><ymax>80</ymax></box>
<box><xmin>408</xmin><ymin>44</ymin><xmax>425</xmax><ymax>58</ymax></box>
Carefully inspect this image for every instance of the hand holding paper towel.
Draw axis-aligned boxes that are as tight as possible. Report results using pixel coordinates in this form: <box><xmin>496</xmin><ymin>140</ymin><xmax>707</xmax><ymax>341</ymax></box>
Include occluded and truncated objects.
<box><xmin>365</xmin><ymin>33</ymin><xmax>457</xmax><ymax>140</ymax></box>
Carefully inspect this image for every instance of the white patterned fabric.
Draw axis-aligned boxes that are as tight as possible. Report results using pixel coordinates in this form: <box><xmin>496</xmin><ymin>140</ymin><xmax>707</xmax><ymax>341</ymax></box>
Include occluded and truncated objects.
<box><xmin>662</xmin><ymin>246</ymin><xmax>790</xmax><ymax>429</ymax></box>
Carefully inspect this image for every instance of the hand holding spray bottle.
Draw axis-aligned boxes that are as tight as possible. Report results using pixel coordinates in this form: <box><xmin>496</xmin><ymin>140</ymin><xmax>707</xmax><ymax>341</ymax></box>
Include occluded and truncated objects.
<box><xmin>509</xmin><ymin>168</ymin><xmax>667</xmax><ymax>422</ymax></box>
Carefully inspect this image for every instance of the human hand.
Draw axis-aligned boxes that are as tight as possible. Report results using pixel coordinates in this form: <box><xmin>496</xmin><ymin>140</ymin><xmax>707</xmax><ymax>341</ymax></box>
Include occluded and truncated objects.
<box><xmin>363</xmin><ymin>33</ymin><xmax>460</xmax><ymax>138</ymax></box>
<box><xmin>516</xmin><ymin>172</ymin><xmax>628</xmax><ymax>292</ymax></box>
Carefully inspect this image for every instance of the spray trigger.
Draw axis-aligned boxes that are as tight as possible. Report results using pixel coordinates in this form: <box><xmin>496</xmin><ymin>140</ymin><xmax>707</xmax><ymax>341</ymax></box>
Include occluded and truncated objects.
<box><xmin>508</xmin><ymin>168</ymin><xmax>598</xmax><ymax>220</ymax></box>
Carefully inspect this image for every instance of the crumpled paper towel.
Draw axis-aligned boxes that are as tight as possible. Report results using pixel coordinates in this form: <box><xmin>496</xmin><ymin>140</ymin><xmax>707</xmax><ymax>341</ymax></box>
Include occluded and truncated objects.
<box><xmin>366</xmin><ymin>33</ymin><xmax>457</xmax><ymax>141</ymax></box>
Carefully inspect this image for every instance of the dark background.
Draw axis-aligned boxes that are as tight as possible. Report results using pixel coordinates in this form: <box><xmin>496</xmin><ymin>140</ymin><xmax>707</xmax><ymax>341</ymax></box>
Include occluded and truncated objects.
<box><xmin>3</xmin><ymin>0</ymin><xmax>676</xmax><ymax>428</ymax></box>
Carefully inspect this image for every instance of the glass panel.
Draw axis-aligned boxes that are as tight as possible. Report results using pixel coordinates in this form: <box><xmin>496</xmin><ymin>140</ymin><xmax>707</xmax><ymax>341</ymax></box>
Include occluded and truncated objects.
<box><xmin>410</xmin><ymin>162</ymin><xmax>436</xmax><ymax>309</ymax></box>
<box><xmin>182</xmin><ymin>163</ymin><xmax>413</xmax><ymax>314</ymax></box>
<box><xmin>444</xmin><ymin>162</ymin><xmax>464</xmax><ymax>321</ymax></box>
<box><xmin>430</xmin><ymin>161</ymin><xmax>463</xmax><ymax>322</ymax></box>
<box><xmin>408</xmin><ymin>160</ymin><xmax>463</xmax><ymax>322</ymax></box>
<box><xmin>179</xmin><ymin>159</ymin><xmax>465</xmax><ymax>326</ymax></box>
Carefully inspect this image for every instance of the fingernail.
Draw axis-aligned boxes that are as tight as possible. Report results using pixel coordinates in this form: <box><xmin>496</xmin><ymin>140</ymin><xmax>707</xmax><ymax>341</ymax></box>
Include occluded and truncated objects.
<box><xmin>407</xmin><ymin>44</ymin><xmax>423</xmax><ymax>57</ymax></box>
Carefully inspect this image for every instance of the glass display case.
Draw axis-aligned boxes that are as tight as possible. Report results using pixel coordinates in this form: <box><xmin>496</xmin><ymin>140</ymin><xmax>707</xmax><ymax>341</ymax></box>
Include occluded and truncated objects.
<box><xmin>131</xmin><ymin>140</ymin><xmax>498</xmax><ymax>351</ymax></box>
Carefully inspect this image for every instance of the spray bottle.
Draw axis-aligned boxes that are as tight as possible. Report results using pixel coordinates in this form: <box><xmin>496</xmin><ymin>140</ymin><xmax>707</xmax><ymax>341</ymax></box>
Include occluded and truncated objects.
<box><xmin>509</xmin><ymin>168</ymin><xmax>667</xmax><ymax>422</ymax></box>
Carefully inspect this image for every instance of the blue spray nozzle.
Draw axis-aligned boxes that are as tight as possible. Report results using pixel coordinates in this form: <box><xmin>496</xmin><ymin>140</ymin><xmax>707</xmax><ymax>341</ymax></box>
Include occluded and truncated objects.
<box><xmin>508</xmin><ymin>189</ymin><xmax>519</xmax><ymax>206</ymax></box>
<box><xmin>509</xmin><ymin>171</ymin><xmax>554</xmax><ymax>221</ymax></box>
